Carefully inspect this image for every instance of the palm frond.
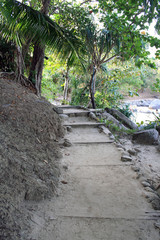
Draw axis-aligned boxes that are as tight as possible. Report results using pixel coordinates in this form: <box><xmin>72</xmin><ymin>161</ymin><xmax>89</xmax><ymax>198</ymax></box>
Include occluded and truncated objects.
<box><xmin>0</xmin><ymin>0</ymin><xmax>83</xmax><ymax>62</ymax></box>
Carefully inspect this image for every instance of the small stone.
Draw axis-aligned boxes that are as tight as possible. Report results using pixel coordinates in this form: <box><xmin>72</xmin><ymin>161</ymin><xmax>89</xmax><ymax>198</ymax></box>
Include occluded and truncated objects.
<box><xmin>131</xmin><ymin>166</ymin><xmax>140</xmax><ymax>172</ymax></box>
<box><xmin>63</xmin><ymin>139</ymin><xmax>72</xmax><ymax>147</ymax></box>
<box><xmin>156</xmin><ymin>144</ymin><xmax>160</xmax><ymax>152</ymax></box>
<box><xmin>154</xmin><ymin>222</ymin><xmax>160</xmax><ymax>229</ymax></box>
<box><xmin>134</xmin><ymin>148</ymin><xmax>141</xmax><ymax>153</ymax></box>
<box><xmin>117</xmin><ymin>148</ymin><xmax>124</xmax><ymax>153</ymax></box>
<box><xmin>128</xmin><ymin>149</ymin><xmax>137</xmax><ymax>156</ymax></box>
<box><xmin>144</xmin><ymin>187</ymin><xmax>154</xmax><ymax>193</ymax></box>
<box><xmin>156</xmin><ymin>185</ymin><xmax>160</xmax><ymax>196</ymax></box>
<box><xmin>141</xmin><ymin>181</ymin><xmax>151</xmax><ymax>188</ymax></box>
<box><xmin>151</xmin><ymin>197</ymin><xmax>160</xmax><ymax>210</ymax></box>
<box><xmin>59</xmin><ymin>114</ymin><xmax>69</xmax><ymax>119</ymax></box>
<box><xmin>89</xmin><ymin>112</ymin><xmax>97</xmax><ymax>120</ymax></box>
<box><xmin>121</xmin><ymin>154</ymin><xmax>132</xmax><ymax>162</ymax></box>
<box><xmin>144</xmin><ymin>192</ymin><xmax>156</xmax><ymax>201</ymax></box>
<box><xmin>66</xmin><ymin>126</ymin><xmax>72</xmax><ymax>132</ymax></box>
<box><xmin>109</xmin><ymin>135</ymin><xmax>115</xmax><ymax>140</ymax></box>
<box><xmin>53</xmin><ymin>106</ymin><xmax>63</xmax><ymax>114</ymax></box>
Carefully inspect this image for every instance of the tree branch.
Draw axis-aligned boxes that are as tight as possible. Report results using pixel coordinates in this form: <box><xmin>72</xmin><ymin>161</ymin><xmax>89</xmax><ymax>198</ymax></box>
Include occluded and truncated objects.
<box><xmin>100</xmin><ymin>42</ymin><xmax>115</xmax><ymax>64</ymax></box>
<box><xmin>102</xmin><ymin>53</ymin><xmax>120</xmax><ymax>64</ymax></box>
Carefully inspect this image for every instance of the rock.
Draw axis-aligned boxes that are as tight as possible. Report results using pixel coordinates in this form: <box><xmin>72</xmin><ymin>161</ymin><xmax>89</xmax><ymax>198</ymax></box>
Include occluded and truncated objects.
<box><xmin>109</xmin><ymin>135</ymin><xmax>115</xmax><ymax>140</ymax></box>
<box><xmin>117</xmin><ymin>147</ymin><xmax>125</xmax><ymax>153</ymax></box>
<box><xmin>121</xmin><ymin>154</ymin><xmax>132</xmax><ymax>162</ymax></box>
<box><xmin>154</xmin><ymin>222</ymin><xmax>160</xmax><ymax>229</ymax></box>
<box><xmin>99</xmin><ymin>126</ymin><xmax>112</xmax><ymax>136</ymax></box>
<box><xmin>115</xmin><ymin>143</ymin><xmax>123</xmax><ymax>148</ymax></box>
<box><xmin>102</xmin><ymin>112</ymin><xmax>128</xmax><ymax>130</ymax></box>
<box><xmin>149</xmin><ymin>99</ymin><xmax>160</xmax><ymax>109</ymax></box>
<box><xmin>156</xmin><ymin>125</ymin><xmax>160</xmax><ymax>134</ymax></box>
<box><xmin>89</xmin><ymin>112</ymin><xmax>98</xmax><ymax>121</ymax></box>
<box><xmin>53</xmin><ymin>106</ymin><xmax>63</xmax><ymax>114</ymax></box>
<box><xmin>156</xmin><ymin>185</ymin><xmax>160</xmax><ymax>197</ymax></box>
<box><xmin>128</xmin><ymin>149</ymin><xmax>137</xmax><ymax>156</ymax></box>
<box><xmin>59</xmin><ymin>114</ymin><xmax>69</xmax><ymax>119</ymax></box>
<box><xmin>66</xmin><ymin>126</ymin><xmax>72</xmax><ymax>132</ymax></box>
<box><xmin>157</xmin><ymin>144</ymin><xmax>160</xmax><ymax>152</ymax></box>
<box><xmin>144</xmin><ymin>187</ymin><xmax>154</xmax><ymax>193</ymax></box>
<box><xmin>134</xmin><ymin>147</ymin><xmax>141</xmax><ymax>152</ymax></box>
<box><xmin>132</xmin><ymin>129</ymin><xmax>159</xmax><ymax>145</ymax></box>
<box><xmin>141</xmin><ymin>181</ymin><xmax>151</xmax><ymax>188</ymax></box>
<box><xmin>105</xmin><ymin>107</ymin><xmax>138</xmax><ymax>130</ymax></box>
<box><xmin>63</xmin><ymin>139</ymin><xmax>72</xmax><ymax>147</ymax></box>
<box><xmin>131</xmin><ymin>166</ymin><xmax>140</xmax><ymax>172</ymax></box>
<box><xmin>144</xmin><ymin>192</ymin><xmax>156</xmax><ymax>200</ymax></box>
<box><xmin>151</xmin><ymin>197</ymin><xmax>160</xmax><ymax>210</ymax></box>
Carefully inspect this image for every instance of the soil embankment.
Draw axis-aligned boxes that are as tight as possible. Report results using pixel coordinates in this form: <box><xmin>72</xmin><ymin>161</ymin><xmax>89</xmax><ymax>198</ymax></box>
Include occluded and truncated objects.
<box><xmin>0</xmin><ymin>77</ymin><xmax>64</xmax><ymax>240</ymax></box>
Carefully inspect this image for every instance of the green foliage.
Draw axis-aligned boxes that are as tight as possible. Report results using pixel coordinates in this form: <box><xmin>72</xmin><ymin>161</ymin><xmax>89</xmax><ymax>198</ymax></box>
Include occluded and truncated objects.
<box><xmin>107</xmin><ymin>59</ymin><xmax>159</xmax><ymax>96</ymax></box>
<box><xmin>70</xmin><ymin>75</ymin><xmax>89</xmax><ymax>106</ymax></box>
<box><xmin>41</xmin><ymin>56</ymin><xmax>65</xmax><ymax>100</ymax></box>
<box><xmin>95</xmin><ymin>72</ymin><xmax>124</xmax><ymax>108</ymax></box>
<box><xmin>117</xmin><ymin>104</ymin><xmax>133</xmax><ymax>118</ymax></box>
<box><xmin>103</xmin><ymin>119</ymin><xmax>136</xmax><ymax>135</ymax></box>
<box><xmin>41</xmin><ymin>76</ymin><xmax>60</xmax><ymax>100</ymax></box>
<box><xmin>153</xmin><ymin>78</ymin><xmax>160</xmax><ymax>92</ymax></box>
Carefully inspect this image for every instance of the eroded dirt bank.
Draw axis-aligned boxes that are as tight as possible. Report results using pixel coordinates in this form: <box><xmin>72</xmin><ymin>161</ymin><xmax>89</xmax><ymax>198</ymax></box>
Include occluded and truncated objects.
<box><xmin>0</xmin><ymin>77</ymin><xmax>64</xmax><ymax>240</ymax></box>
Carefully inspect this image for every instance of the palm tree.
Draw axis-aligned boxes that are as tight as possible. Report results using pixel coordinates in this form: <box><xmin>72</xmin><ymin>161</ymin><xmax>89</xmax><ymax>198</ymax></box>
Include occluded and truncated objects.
<box><xmin>0</xmin><ymin>0</ymin><xmax>82</xmax><ymax>95</ymax></box>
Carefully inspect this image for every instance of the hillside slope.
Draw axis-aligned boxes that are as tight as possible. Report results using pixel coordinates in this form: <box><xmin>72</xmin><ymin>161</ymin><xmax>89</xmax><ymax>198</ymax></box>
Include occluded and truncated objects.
<box><xmin>0</xmin><ymin>76</ymin><xmax>64</xmax><ymax>240</ymax></box>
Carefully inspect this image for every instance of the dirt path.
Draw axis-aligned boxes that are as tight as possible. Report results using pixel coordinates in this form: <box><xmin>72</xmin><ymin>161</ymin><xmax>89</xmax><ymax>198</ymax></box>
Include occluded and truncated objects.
<box><xmin>29</xmin><ymin>106</ymin><xmax>159</xmax><ymax>240</ymax></box>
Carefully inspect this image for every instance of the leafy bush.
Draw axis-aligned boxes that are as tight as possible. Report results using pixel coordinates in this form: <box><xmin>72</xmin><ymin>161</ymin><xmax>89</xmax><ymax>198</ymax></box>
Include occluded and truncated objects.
<box><xmin>70</xmin><ymin>75</ymin><xmax>89</xmax><ymax>106</ymax></box>
<box><xmin>117</xmin><ymin>104</ymin><xmax>133</xmax><ymax>118</ymax></box>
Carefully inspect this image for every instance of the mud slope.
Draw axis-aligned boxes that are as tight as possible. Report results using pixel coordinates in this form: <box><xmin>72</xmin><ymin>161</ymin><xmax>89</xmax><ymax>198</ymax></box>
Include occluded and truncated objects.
<box><xmin>0</xmin><ymin>77</ymin><xmax>64</xmax><ymax>240</ymax></box>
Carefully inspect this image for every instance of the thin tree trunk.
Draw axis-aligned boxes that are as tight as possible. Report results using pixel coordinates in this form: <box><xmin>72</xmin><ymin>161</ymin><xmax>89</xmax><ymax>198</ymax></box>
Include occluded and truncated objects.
<box><xmin>28</xmin><ymin>0</ymin><xmax>50</xmax><ymax>96</ymax></box>
<box><xmin>15</xmin><ymin>46</ymin><xmax>35</xmax><ymax>89</ymax></box>
<box><xmin>63</xmin><ymin>66</ymin><xmax>69</xmax><ymax>101</ymax></box>
<box><xmin>90</xmin><ymin>66</ymin><xmax>96</xmax><ymax>109</ymax></box>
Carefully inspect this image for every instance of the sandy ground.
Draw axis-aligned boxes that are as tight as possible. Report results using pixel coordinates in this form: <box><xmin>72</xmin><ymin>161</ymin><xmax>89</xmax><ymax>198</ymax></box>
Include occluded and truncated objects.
<box><xmin>28</xmin><ymin>106</ymin><xmax>160</xmax><ymax>240</ymax></box>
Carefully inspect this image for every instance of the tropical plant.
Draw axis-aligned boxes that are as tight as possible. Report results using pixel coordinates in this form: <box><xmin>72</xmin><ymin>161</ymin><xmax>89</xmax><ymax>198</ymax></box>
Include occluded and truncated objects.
<box><xmin>0</xmin><ymin>0</ymin><xmax>82</xmax><ymax>95</ymax></box>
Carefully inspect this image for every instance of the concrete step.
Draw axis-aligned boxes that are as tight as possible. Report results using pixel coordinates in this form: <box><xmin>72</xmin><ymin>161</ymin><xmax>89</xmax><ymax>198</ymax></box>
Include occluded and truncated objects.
<box><xmin>64</xmin><ymin>122</ymin><xmax>104</xmax><ymax>127</ymax></box>
<box><xmin>72</xmin><ymin>141</ymin><xmax>113</xmax><ymax>144</ymax></box>
<box><xmin>56</xmin><ymin>105</ymin><xmax>82</xmax><ymax>109</ymax></box>
<box><xmin>66</xmin><ymin>127</ymin><xmax>110</xmax><ymax>142</ymax></box>
<box><xmin>62</xmin><ymin>143</ymin><xmax>120</xmax><ymax>166</ymax></box>
<box><xmin>64</xmin><ymin>111</ymin><xmax>90</xmax><ymax>117</ymax></box>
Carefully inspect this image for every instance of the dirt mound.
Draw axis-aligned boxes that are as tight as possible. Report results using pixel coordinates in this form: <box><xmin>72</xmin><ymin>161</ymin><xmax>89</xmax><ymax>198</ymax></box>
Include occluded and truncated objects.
<box><xmin>0</xmin><ymin>77</ymin><xmax>64</xmax><ymax>239</ymax></box>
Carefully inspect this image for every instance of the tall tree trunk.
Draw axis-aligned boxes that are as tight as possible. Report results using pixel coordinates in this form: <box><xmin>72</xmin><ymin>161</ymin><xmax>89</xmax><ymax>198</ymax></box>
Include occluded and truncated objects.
<box><xmin>90</xmin><ymin>66</ymin><xmax>96</xmax><ymax>109</ymax></box>
<box><xmin>63</xmin><ymin>66</ymin><xmax>70</xmax><ymax>101</ymax></box>
<box><xmin>28</xmin><ymin>45</ymin><xmax>45</xmax><ymax>96</ymax></box>
<box><xmin>29</xmin><ymin>0</ymin><xmax>50</xmax><ymax>96</ymax></box>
